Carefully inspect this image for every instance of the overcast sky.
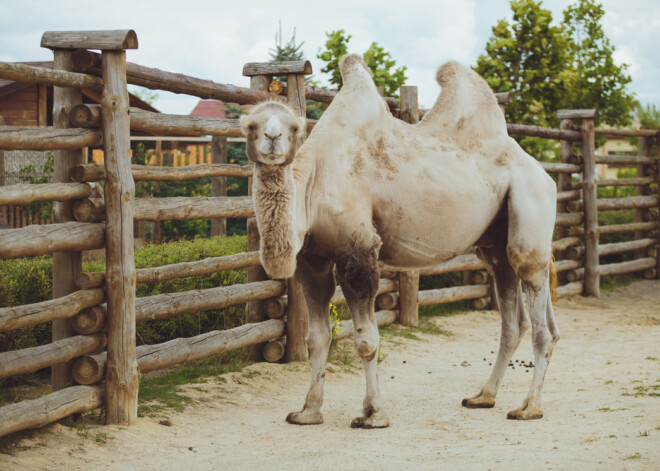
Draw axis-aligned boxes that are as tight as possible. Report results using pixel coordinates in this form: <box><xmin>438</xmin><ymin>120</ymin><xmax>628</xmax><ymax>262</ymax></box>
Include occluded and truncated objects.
<box><xmin>1</xmin><ymin>0</ymin><xmax>657</xmax><ymax>115</ymax></box>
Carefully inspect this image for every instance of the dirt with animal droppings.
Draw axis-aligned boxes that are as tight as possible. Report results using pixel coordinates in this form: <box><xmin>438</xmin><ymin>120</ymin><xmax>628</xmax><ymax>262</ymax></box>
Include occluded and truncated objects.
<box><xmin>2</xmin><ymin>280</ymin><xmax>659</xmax><ymax>470</ymax></box>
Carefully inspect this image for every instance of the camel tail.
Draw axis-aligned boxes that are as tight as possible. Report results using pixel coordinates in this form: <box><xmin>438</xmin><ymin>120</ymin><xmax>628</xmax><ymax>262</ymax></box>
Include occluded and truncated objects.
<box><xmin>549</xmin><ymin>256</ymin><xmax>558</xmax><ymax>302</ymax></box>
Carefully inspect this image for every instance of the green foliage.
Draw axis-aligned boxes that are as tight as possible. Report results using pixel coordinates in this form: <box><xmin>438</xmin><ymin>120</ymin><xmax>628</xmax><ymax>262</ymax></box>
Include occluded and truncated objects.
<box><xmin>130</xmin><ymin>87</ymin><xmax>159</xmax><ymax>106</ymax></box>
<box><xmin>0</xmin><ymin>235</ymin><xmax>248</xmax><ymax>389</ymax></box>
<box><xmin>317</xmin><ymin>29</ymin><xmax>408</xmax><ymax>99</ymax></box>
<box><xmin>475</xmin><ymin>0</ymin><xmax>636</xmax><ymax>157</ymax></box>
<box><xmin>18</xmin><ymin>152</ymin><xmax>54</xmax><ymax>220</ymax></box>
<box><xmin>269</xmin><ymin>21</ymin><xmax>304</xmax><ymax>62</ymax></box>
<box><xmin>329</xmin><ymin>303</ymin><xmax>342</xmax><ymax>338</ymax></box>
<box><xmin>637</xmin><ymin>103</ymin><xmax>660</xmax><ymax>128</ymax></box>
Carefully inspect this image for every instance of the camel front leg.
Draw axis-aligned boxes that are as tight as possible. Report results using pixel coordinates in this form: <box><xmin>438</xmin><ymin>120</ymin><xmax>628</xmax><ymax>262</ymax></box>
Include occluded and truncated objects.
<box><xmin>336</xmin><ymin>244</ymin><xmax>390</xmax><ymax>429</ymax></box>
<box><xmin>286</xmin><ymin>254</ymin><xmax>335</xmax><ymax>425</ymax></box>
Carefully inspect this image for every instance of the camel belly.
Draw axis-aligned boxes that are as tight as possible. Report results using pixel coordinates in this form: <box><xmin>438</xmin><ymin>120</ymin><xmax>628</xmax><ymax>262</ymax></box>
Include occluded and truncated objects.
<box><xmin>372</xmin><ymin>165</ymin><xmax>506</xmax><ymax>268</ymax></box>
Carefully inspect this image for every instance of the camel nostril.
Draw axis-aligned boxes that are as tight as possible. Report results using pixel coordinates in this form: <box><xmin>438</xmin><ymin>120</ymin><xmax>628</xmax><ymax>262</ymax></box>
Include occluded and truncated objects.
<box><xmin>357</xmin><ymin>328</ymin><xmax>364</xmax><ymax>334</ymax></box>
<box><xmin>264</xmin><ymin>132</ymin><xmax>282</xmax><ymax>141</ymax></box>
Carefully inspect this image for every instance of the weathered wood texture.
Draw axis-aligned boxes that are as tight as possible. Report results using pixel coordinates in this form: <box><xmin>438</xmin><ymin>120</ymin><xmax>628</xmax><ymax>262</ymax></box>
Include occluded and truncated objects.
<box><xmin>553</xmin><ymin>259</ymin><xmax>582</xmax><ymax>272</ymax></box>
<box><xmin>334</xmin><ymin>310</ymin><xmax>397</xmax><ymax>341</ymax></box>
<box><xmin>416</xmin><ymin>254</ymin><xmax>485</xmax><ymax>276</ymax></box>
<box><xmin>599</xmin><ymin>257</ymin><xmax>656</xmax><ymax>277</ymax></box>
<box><xmin>569</xmin><ymin>196</ymin><xmax>658</xmax><ymax>212</ymax></box>
<box><xmin>330</xmin><ymin>278</ymin><xmax>398</xmax><ymax>305</ymax></box>
<box><xmin>73</xmin><ymin>320</ymin><xmax>286</xmax><ymax>385</ymax></box>
<box><xmin>41</xmin><ymin>30</ymin><xmax>138</xmax><ymax>50</ymax></box>
<box><xmin>418</xmin><ymin>285</ymin><xmax>489</xmax><ymax>306</ymax></box>
<box><xmin>0</xmin><ymin>385</ymin><xmax>104</xmax><ymax>438</ymax></box>
<box><xmin>0</xmin><ymin>222</ymin><xmax>105</xmax><ymax>259</ymax></box>
<box><xmin>72</xmin><ymin>305</ymin><xmax>107</xmax><ymax>335</ymax></box>
<box><xmin>263</xmin><ymin>297</ymin><xmax>287</xmax><ymax>319</ymax></box>
<box><xmin>594</xmin><ymin>128</ymin><xmax>658</xmax><ymax>138</ymax></box>
<box><xmin>552</xmin><ymin>237</ymin><xmax>581</xmax><ymax>252</ymax></box>
<box><xmin>262</xmin><ymin>338</ymin><xmax>287</xmax><ymax>363</ymax></box>
<box><xmin>593</xmin><ymin>177</ymin><xmax>656</xmax><ymax>187</ymax></box>
<box><xmin>636</xmin><ymin>136</ymin><xmax>652</xmax><ymax>260</ymax></box>
<box><xmin>376</xmin><ymin>292</ymin><xmax>399</xmax><ymax>310</ymax></box>
<box><xmin>0</xmin><ymin>333</ymin><xmax>106</xmax><ymax>379</ymax></box>
<box><xmin>0</xmin><ymin>288</ymin><xmax>104</xmax><ymax>333</ymax></box>
<box><xmin>76</xmin><ymin>251</ymin><xmax>261</xmax><ymax>288</ymax></box>
<box><xmin>581</xmin><ymin>117</ymin><xmax>599</xmax><ymax>297</ymax></box>
<box><xmin>0</xmin><ymin>126</ymin><xmax>102</xmax><ymax>150</ymax></box>
<box><xmin>598</xmin><ymin>238</ymin><xmax>656</xmax><ymax>256</ymax></box>
<box><xmin>594</xmin><ymin>154</ymin><xmax>655</xmax><ymax>165</ymax></box>
<box><xmin>0</xmin><ymin>61</ymin><xmax>103</xmax><ymax>91</ymax></box>
<box><xmin>506</xmin><ymin>123</ymin><xmax>581</xmax><ymax>142</ymax></box>
<box><xmin>134</xmin><ymin>196</ymin><xmax>254</xmax><ymax>221</ymax></box>
<box><xmin>0</xmin><ymin>183</ymin><xmax>91</xmax><ymax>206</ymax></box>
<box><xmin>101</xmin><ymin>50</ymin><xmax>139</xmax><ymax>425</ymax></box>
<box><xmin>243</xmin><ymin>60</ymin><xmax>312</xmax><ymax>76</ymax></box>
<box><xmin>557</xmin><ymin>281</ymin><xmax>583</xmax><ymax>297</ymax></box>
<box><xmin>70</xmin><ymin>162</ymin><xmax>252</xmax><ymax>182</ymax></box>
<box><xmin>70</xmin><ymin>104</ymin><xmax>243</xmax><ymax>137</ymax></box>
<box><xmin>569</xmin><ymin>221</ymin><xmax>658</xmax><ymax>236</ymax></box>
<box><xmin>556</xmin><ymin>109</ymin><xmax>598</xmax><ymax>119</ymax></box>
<box><xmin>280</xmin><ymin>73</ymin><xmax>309</xmax><ymax>363</ymax></box>
<box><xmin>211</xmin><ymin>136</ymin><xmax>228</xmax><ymax>236</ymax></box>
<box><xmin>539</xmin><ymin>162</ymin><xmax>582</xmax><ymax>174</ymax></box>
<box><xmin>135</xmin><ymin>280</ymin><xmax>286</xmax><ymax>323</ymax></box>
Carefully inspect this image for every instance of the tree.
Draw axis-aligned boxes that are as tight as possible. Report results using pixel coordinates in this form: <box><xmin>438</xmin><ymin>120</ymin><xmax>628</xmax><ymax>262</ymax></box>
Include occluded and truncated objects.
<box><xmin>317</xmin><ymin>30</ymin><xmax>407</xmax><ymax>99</ymax></box>
<box><xmin>269</xmin><ymin>21</ymin><xmax>304</xmax><ymax>62</ymax></box>
<box><xmin>563</xmin><ymin>0</ymin><xmax>636</xmax><ymax>127</ymax></box>
<box><xmin>475</xmin><ymin>0</ymin><xmax>637</xmax><ymax>156</ymax></box>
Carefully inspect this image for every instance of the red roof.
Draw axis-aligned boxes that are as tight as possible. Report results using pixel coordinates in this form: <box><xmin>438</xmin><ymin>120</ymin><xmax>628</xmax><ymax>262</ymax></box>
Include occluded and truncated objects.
<box><xmin>190</xmin><ymin>100</ymin><xmax>242</xmax><ymax>119</ymax></box>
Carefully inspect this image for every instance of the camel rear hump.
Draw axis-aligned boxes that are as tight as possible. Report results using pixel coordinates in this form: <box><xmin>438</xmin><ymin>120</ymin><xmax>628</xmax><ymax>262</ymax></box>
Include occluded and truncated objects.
<box><xmin>424</xmin><ymin>61</ymin><xmax>507</xmax><ymax>146</ymax></box>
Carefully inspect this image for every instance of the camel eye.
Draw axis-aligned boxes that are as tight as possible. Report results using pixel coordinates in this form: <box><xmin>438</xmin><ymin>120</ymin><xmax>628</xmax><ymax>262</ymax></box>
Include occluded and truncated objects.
<box><xmin>291</xmin><ymin>126</ymin><xmax>299</xmax><ymax>134</ymax></box>
<box><xmin>247</xmin><ymin>124</ymin><xmax>256</xmax><ymax>132</ymax></box>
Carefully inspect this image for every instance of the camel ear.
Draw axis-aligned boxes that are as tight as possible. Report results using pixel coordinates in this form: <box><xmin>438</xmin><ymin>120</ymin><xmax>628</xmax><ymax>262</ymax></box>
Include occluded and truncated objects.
<box><xmin>239</xmin><ymin>114</ymin><xmax>252</xmax><ymax>136</ymax></box>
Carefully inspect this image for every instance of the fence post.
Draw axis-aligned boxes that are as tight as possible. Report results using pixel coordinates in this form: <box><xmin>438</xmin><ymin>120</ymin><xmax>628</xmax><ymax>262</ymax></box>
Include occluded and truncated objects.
<box><xmin>636</xmin><ymin>135</ymin><xmax>652</xmax><ymax>261</ymax></box>
<box><xmin>285</xmin><ymin>71</ymin><xmax>310</xmax><ymax>361</ymax></box>
<box><xmin>244</xmin><ymin>73</ymin><xmax>272</xmax><ymax>362</ymax></box>
<box><xmin>210</xmin><ymin>136</ymin><xmax>227</xmax><ymax>236</ymax></box>
<box><xmin>101</xmin><ymin>46</ymin><xmax>139</xmax><ymax>424</ymax></box>
<box><xmin>398</xmin><ymin>86</ymin><xmax>420</xmax><ymax>326</ymax></box>
<box><xmin>48</xmin><ymin>49</ymin><xmax>85</xmax><ymax>391</ymax></box>
<box><xmin>579</xmin><ymin>110</ymin><xmax>600</xmax><ymax>297</ymax></box>
<box><xmin>657</xmin><ymin>129</ymin><xmax>660</xmax><ymax>279</ymax></box>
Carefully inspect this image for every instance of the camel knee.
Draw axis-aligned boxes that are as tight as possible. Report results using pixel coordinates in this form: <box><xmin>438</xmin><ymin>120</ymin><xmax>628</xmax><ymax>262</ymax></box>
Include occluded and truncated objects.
<box><xmin>306</xmin><ymin>325</ymin><xmax>331</xmax><ymax>356</ymax></box>
<box><xmin>354</xmin><ymin>325</ymin><xmax>379</xmax><ymax>360</ymax></box>
<box><xmin>507</xmin><ymin>246</ymin><xmax>548</xmax><ymax>289</ymax></box>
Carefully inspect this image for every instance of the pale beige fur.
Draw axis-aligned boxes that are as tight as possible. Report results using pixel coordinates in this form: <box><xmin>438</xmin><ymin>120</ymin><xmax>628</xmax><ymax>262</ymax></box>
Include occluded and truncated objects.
<box><xmin>243</xmin><ymin>55</ymin><xmax>559</xmax><ymax>427</ymax></box>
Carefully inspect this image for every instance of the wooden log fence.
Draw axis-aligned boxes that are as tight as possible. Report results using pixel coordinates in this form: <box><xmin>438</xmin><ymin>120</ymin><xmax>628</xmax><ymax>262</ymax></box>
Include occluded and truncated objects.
<box><xmin>1</xmin><ymin>28</ymin><xmax>659</xmax><ymax>439</ymax></box>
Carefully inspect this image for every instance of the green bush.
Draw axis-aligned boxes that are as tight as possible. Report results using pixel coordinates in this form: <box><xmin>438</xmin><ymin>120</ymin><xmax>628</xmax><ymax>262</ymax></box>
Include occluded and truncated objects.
<box><xmin>0</xmin><ymin>235</ymin><xmax>248</xmax><ymax>355</ymax></box>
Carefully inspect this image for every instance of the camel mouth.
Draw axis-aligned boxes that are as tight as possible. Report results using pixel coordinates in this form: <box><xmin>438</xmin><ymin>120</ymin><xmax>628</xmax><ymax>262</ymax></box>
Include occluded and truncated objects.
<box><xmin>259</xmin><ymin>153</ymin><xmax>287</xmax><ymax>165</ymax></box>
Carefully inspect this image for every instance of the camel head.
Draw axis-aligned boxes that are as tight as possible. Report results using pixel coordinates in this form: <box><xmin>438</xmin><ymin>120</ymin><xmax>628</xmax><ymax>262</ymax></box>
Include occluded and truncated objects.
<box><xmin>240</xmin><ymin>101</ymin><xmax>306</xmax><ymax>167</ymax></box>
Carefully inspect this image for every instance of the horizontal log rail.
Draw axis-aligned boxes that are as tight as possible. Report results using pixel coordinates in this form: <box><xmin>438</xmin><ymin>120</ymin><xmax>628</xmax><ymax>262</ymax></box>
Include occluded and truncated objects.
<box><xmin>0</xmin><ymin>384</ymin><xmax>104</xmax><ymax>438</ymax></box>
<box><xmin>0</xmin><ymin>221</ymin><xmax>105</xmax><ymax>259</ymax></box>
<box><xmin>0</xmin><ymin>288</ymin><xmax>104</xmax><ymax>332</ymax></box>
<box><xmin>73</xmin><ymin>319</ymin><xmax>286</xmax><ymax>385</ymax></box>
<box><xmin>569</xmin><ymin>221</ymin><xmax>659</xmax><ymax>236</ymax></box>
<box><xmin>556</xmin><ymin>190</ymin><xmax>581</xmax><ymax>202</ymax></box>
<box><xmin>135</xmin><ymin>279</ymin><xmax>286</xmax><ymax>322</ymax></box>
<box><xmin>0</xmin><ymin>333</ymin><xmax>106</xmax><ymax>379</ymax></box>
<box><xmin>553</xmin><ymin>259</ymin><xmax>582</xmax><ymax>272</ymax></box>
<box><xmin>0</xmin><ymin>61</ymin><xmax>103</xmax><ymax>91</ymax></box>
<box><xmin>594</xmin><ymin>154</ymin><xmax>656</xmax><ymax>166</ymax></box>
<box><xmin>0</xmin><ymin>183</ymin><xmax>92</xmax><ymax>206</ymax></box>
<box><xmin>594</xmin><ymin>128</ymin><xmax>659</xmax><ymax>138</ymax></box>
<box><xmin>552</xmin><ymin>236</ymin><xmax>581</xmax><ymax>252</ymax></box>
<box><xmin>555</xmin><ymin>213</ymin><xmax>583</xmax><ymax>226</ymax></box>
<box><xmin>568</xmin><ymin>196</ymin><xmax>658</xmax><ymax>213</ymax></box>
<box><xmin>71</xmin><ymin>104</ymin><xmax>244</xmax><ymax>137</ymax></box>
<box><xmin>598</xmin><ymin>257</ymin><xmax>656</xmax><ymax>277</ymax></box>
<box><xmin>418</xmin><ymin>285</ymin><xmax>489</xmax><ymax>306</ymax></box>
<box><xmin>0</xmin><ymin>126</ymin><xmax>102</xmax><ymax>151</ymax></box>
<box><xmin>76</xmin><ymin>251</ymin><xmax>262</xmax><ymax>289</ymax></box>
<box><xmin>557</xmin><ymin>281</ymin><xmax>583</xmax><ymax>297</ymax></box>
<box><xmin>539</xmin><ymin>162</ymin><xmax>582</xmax><ymax>174</ymax></box>
<box><xmin>70</xmin><ymin>162</ymin><xmax>253</xmax><ymax>182</ymax></box>
<box><xmin>598</xmin><ymin>238</ymin><xmax>656</xmax><ymax>257</ymax></box>
<box><xmin>334</xmin><ymin>310</ymin><xmax>397</xmax><ymax>341</ymax></box>
<box><xmin>135</xmin><ymin>196</ymin><xmax>254</xmax><ymax>221</ymax></box>
<box><xmin>330</xmin><ymin>278</ymin><xmax>398</xmax><ymax>305</ymax></box>
<box><xmin>417</xmin><ymin>254</ymin><xmax>485</xmax><ymax>277</ymax></box>
<box><xmin>594</xmin><ymin>177</ymin><xmax>656</xmax><ymax>188</ymax></box>
<box><xmin>506</xmin><ymin>123</ymin><xmax>582</xmax><ymax>142</ymax></box>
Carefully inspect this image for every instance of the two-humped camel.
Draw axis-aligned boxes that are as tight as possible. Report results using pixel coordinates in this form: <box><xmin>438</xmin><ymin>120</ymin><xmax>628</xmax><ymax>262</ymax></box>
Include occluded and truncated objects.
<box><xmin>240</xmin><ymin>54</ymin><xmax>559</xmax><ymax>428</ymax></box>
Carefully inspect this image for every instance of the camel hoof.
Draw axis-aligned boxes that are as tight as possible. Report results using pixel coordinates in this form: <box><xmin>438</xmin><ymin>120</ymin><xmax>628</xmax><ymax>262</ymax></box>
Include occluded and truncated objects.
<box><xmin>350</xmin><ymin>411</ymin><xmax>390</xmax><ymax>429</ymax></box>
<box><xmin>507</xmin><ymin>405</ymin><xmax>543</xmax><ymax>420</ymax></box>
<box><xmin>286</xmin><ymin>410</ymin><xmax>323</xmax><ymax>425</ymax></box>
<box><xmin>462</xmin><ymin>396</ymin><xmax>495</xmax><ymax>409</ymax></box>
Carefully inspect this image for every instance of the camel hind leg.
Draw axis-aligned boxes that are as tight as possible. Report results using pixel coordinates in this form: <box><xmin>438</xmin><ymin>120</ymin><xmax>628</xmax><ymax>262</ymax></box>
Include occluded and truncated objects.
<box><xmin>505</xmin><ymin>172</ymin><xmax>559</xmax><ymax>420</ymax></box>
<box><xmin>463</xmin><ymin>233</ymin><xmax>529</xmax><ymax>409</ymax></box>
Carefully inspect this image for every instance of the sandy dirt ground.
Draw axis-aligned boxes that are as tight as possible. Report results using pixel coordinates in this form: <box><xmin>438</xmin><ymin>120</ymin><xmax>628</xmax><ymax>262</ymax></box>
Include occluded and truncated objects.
<box><xmin>1</xmin><ymin>280</ymin><xmax>659</xmax><ymax>470</ymax></box>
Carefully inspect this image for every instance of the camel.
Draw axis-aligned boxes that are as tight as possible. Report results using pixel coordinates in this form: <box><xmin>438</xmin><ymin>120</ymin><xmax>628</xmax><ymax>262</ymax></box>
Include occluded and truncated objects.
<box><xmin>240</xmin><ymin>54</ymin><xmax>559</xmax><ymax>428</ymax></box>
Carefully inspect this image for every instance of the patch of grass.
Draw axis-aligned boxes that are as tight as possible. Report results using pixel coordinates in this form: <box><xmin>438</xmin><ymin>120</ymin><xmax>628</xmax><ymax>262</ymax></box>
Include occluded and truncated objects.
<box><xmin>600</xmin><ymin>274</ymin><xmax>636</xmax><ymax>292</ymax></box>
<box><xmin>645</xmin><ymin>357</ymin><xmax>659</xmax><ymax>361</ymax></box>
<box><xmin>604</xmin><ymin>380</ymin><xmax>613</xmax><ymax>385</ymax></box>
<box><xmin>94</xmin><ymin>432</ymin><xmax>113</xmax><ymax>445</ymax></box>
<box><xmin>138</xmin><ymin>350</ymin><xmax>246</xmax><ymax>417</ymax></box>
<box><xmin>608</xmin><ymin>434</ymin><xmax>617</xmax><ymax>438</ymax></box>
<box><xmin>328</xmin><ymin>342</ymin><xmax>359</xmax><ymax>370</ymax></box>
<box><xmin>381</xmin><ymin>321</ymin><xmax>452</xmax><ymax>342</ymax></box>
<box><xmin>639</xmin><ymin>430</ymin><xmax>649</xmax><ymax>437</ymax></box>
<box><xmin>583</xmin><ymin>436</ymin><xmax>599</xmax><ymax>443</ymax></box>
<box><xmin>419</xmin><ymin>300</ymin><xmax>470</xmax><ymax>318</ymax></box>
<box><xmin>622</xmin><ymin>378</ymin><xmax>660</xmax><ymax>398</ymax></box>
<box><xmin>624</xmin><ymin>453</ymin><xmax>642</xmax><ymax>460</ymax></box>
<box><xmin>598</xmin><ymin>407</ymin><xmax>628</xmax><ymax>412</ymax></box>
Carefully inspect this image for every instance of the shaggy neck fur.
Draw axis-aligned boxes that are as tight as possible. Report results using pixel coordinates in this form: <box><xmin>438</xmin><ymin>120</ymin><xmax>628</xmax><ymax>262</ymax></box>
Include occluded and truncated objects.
<box><xmin>252</xmin><ymin>163</ymin><xmax>297</xmax><ymax>279</ymax></box>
